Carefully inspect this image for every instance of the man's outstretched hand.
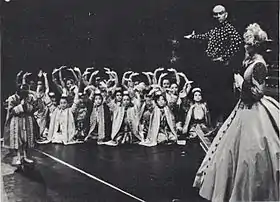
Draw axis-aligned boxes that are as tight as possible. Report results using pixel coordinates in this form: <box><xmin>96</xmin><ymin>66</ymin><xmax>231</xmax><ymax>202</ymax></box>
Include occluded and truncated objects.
<box><xmin>184</xmin><ymin>30</ymin><xmax>195</xmax><ymax>39</ymax></box>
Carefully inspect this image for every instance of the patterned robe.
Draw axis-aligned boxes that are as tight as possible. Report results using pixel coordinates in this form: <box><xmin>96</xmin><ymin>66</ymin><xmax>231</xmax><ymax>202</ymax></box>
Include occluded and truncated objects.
<box><xmin>47</xmin><ymin>101</ymin><xmax>78</xmax><ymax>145</ymax></box>
<box><xmin>111</xmin><ymin>105</ymin><xmax>142</xmax><ymax>144</ymax></box>
<box><xmin>88</xmin><ymin>103</ymin><xmax>112</xmax><ymax>141</ymax></box>
<box><xmin>182</xmin><ymin>102</ymin><xmax>212</xmax><ymax>149</ymax></box>
<box><xmin>192</xmin><ymin>20</ymin><xmax>242</xmax><ymax>63</ymax></box>
<box><xmin>33</xmin><ymin>93</ymin><xmax>49</xmax><ymax>138</ymax></box>
<box><xmin>144</xmin><ymin>105</ymin><xmax>177</xmax><ymax>146</ymax></box>
<box><xmin>3</xmin><ymin>94</ymin><xmax>38</xmax><ymax>149</ymax></box>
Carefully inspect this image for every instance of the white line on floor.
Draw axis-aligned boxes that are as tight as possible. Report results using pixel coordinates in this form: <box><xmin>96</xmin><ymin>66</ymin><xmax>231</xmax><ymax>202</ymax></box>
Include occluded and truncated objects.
<box><xmin>34</xmin><ymin>149</ymin><xmax>145</xmax><ymax>202</ymax></box>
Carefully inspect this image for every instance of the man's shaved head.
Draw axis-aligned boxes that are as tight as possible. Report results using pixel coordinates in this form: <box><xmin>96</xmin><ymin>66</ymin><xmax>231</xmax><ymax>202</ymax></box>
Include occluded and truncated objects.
<box><xmin>213</xmin><ymin>5</ymin><xmax>228</xmax><ymax>23</ymax></box>
<box><xmin>213</xmin><ymin>5</ymin><xmax>226</xmax><ymax>13</ymax></box>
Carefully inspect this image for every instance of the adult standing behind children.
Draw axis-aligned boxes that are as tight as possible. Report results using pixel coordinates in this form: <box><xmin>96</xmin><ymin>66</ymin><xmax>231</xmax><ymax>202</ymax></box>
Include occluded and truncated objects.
<box><xmin>184</xmin><ymin>5</ymin><xmax>243</xmax><ymax>126</ymax></box>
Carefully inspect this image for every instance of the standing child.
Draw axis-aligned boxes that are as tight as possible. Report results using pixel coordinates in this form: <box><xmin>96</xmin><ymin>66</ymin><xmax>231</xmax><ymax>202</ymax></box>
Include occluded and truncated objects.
<box><xmin>3</xmin><ymin>84</ymin><xmax>38</xmax><ymax>165</ymax></box>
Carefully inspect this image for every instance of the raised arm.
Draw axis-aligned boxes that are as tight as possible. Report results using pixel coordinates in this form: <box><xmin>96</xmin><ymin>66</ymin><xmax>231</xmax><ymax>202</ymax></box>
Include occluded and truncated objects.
<box><xmin>16</xmin><ymin>70</ymin><xmax>23</xmax><ymax>87</ymax></box>
<box><xmin>35</xmin><ymin>70</ymin><xmax>43</xmax><ymax>96</ymax></box>
<box><xmin>157</xmin><ymin>72</ymin><xmax>168</xmax><ymax>86</ymax></box>
<box><xmin>82</xmin><ymin>68</ymin><xmax>94</xmax><ymax>86</ymax></box>
<box><xmin>43</xmin><ymin>72</ymin><xmax>50</xmax><ymax>95</ymax></box>
<box><xmin>110</xmin><ymin>70</ymin><xmax>119</xmax><ymax>88</ymax></box>
<box><xmin>71</xmin><ymin>86</ymin><xmax>80</xmax><ymax>113</ymax></box>
<box><xmin>84</xmin><ymin>85</ymin><xmax>96</xmax><ymax>101</ymax></box>
<box><xmin>122</xmin><ymin>71</ymin><xmax>132</xmax><ymax>89</ymax></box>
<box><xmin>168</xmin><ymin>68</ymin><xmax>180</xmax><ymax>85</ymax></box>
<box><xmin>104</xmin><ymin>67</ymin><xmax>113</xmax><ymax>82</ymax></box>
<box><xmin>88</xmin><ymin>70</ymin><xmax>99</xmax><ymax>86</ymax></box>
<box><xmin>178</xmin><ymin>72</ymin><xmax>192</xmax><ymax>97</ymax></box>
<box><xmin>104</xmin><ymin>69</ymin><xmax>114</xmax><ymax>87</ymax></box>
<box><xmin>107</xmin><ymin>71</ymin><xmax>119</xmax><ymax>95</ymax></box>
<box><xmin>153</xmin><ymin>67</ymin><xmax>164</xmax><ymax>84</ymax></box>
<box><xmin>52</xmin><ymin>68</ymin><xmax>63</xmax><ymax>94</ymax></box>
<box><xmin>73</xmin><ymin>67</ymin><xmax>82</xmax><ymax>81</ymax></box>
<box><xmin>142</xmin><ymin>72</ymin><xmax>153</xmax><ymax>86</ymax></box>
<box><xmin>67</xmin><ymin>68</ymin><xmax>79</xmax><ymax>86</ymax></box>
<box><xmin>22</xmin><ymin>72</ymin><xmax>32</xmax><ymax>85</ymax></box>
<box><xmin>129</xmin><ymin>72</ymin><xmax>139</xmax><ymax>81</ymax></box>
<box><xmin>58</xmin><ymin>66</ymin><xmax>67</xmax><ymax>88</ymax></box>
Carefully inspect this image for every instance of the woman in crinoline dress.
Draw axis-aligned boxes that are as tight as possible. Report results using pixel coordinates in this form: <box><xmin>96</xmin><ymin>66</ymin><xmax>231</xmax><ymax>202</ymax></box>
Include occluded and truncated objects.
<box><xmin>193</xmin><ymin>23</ymin><xmax>280</xmax><ymax>201</ymax></box>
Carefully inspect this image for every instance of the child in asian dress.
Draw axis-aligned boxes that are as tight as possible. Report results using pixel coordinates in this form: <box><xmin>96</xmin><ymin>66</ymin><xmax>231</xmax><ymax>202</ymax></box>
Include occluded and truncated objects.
<box><xmin>46</xmin><ymin>86</ymin><xmax>80</xmax><ymax>145</ymax></box>
<box><xmin>105</xmin><ymin>92</ymin><xmax>142</xmax><ymax>146</ymax></box>
<box><xmin>140</xmin><ymin>91</ymin><xmax>178</xmax><ymax>147</ymax></box>
<box><xmin>3</xmin><ymin>84</ymin><xmax>38</xmax><ymax>165</ymax></box>
<box><xmin>182</xmin><ymin>88</ymin><xmax>212</xmax><ymax>151</ymax></box>
<box><xmin>84</xmin><ymin>90</ymin><xmax>112</xmax><ymax>144</ymax></box>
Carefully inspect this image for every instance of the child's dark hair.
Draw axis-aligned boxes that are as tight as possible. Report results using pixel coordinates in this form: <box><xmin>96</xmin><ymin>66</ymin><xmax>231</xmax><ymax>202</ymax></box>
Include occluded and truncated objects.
<box><xmin>154</xmin><ymin>91</ymin><xmax>167</xmax><ymax>102</ymax></box>
<box><xmin>60</xmin><ymin>94</ymin><xmax>69</xmax><ymax>102</ymax></box>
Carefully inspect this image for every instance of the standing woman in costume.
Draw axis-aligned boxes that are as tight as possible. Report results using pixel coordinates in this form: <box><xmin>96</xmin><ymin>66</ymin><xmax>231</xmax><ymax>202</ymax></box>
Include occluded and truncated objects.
<box><xmin>3</xmin><ymin>82</ymin><xmax>38</xmax><ymax>165</ymax></box>
<box><xmin>193</xmin><ymin>23</ymin><xmax>280</xmax><ymax>202</ymax></box>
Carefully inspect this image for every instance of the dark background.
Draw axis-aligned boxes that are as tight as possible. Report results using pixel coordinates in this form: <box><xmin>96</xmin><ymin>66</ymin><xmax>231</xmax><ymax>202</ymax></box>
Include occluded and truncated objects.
<box><xmin>1</xmin><ymin>0</ymin><xmax>279</xmax><ymax>98</ymax></box>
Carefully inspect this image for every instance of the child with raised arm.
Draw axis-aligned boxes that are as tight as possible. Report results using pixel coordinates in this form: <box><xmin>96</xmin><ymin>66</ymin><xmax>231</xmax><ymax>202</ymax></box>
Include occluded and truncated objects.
<box><xmin>105</xmin><ymin>91</ymin><xmax>142</xmax><ymax>146</ymax></box>
<box><xmin>84</xmin><ymin>87</ymin><xmax>112</xmax><ymax>144</ymax></box>
<box><xmin>46</xmin><ymin>86</ymin><xmax>80</xmax><ymax>145</ymax></box>
<box><xmin>140</xmin><ymin>91</ymin><xmax>177</xmax><ymax>147</ymax></box>
<box><xmin>34</xmin><ymin>71</ymin><xmax>51</xmax><ymax>143</ymax></box>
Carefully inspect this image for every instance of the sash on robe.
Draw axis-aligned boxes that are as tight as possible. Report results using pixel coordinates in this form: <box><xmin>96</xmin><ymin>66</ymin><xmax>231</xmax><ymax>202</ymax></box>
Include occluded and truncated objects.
<box><xmin>145</xmin><ymin>106</ymin><xmax>177</xmax><ymax>145</ymax></box>
<box><xmin>182</xmin><ymin>103</ymin><xmax>212</xmax><ymax>152</ymax></box>
<box><xmin>88</xmin><ymin>104</ymin><xmax>105</xmax><ymax>140</ymax></box>
<box><xmin>111</xmin><ymin>105</ymin><xmax>141</xmax><ymax>141</ymax></box>
<box><xmin>47</xmin><ymin>107</ymin><xmax>76</xmax><ymax>144</ymax></box>
<box><xmin>3</xmin><ymin>94</ymin><xmax>37</xmax><ymax>149</ymax></box>
<box><xmin>182</xmin><ymin>103</ymin><xmax>210</xmax><ymax>134</ymax></box>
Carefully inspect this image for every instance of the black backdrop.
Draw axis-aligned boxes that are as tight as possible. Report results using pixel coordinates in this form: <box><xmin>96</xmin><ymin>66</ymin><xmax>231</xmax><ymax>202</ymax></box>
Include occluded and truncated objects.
<box><xmin>1</xmin><ymin>0</ymin><xmax>279</xmax><ymax>98</ymax></box>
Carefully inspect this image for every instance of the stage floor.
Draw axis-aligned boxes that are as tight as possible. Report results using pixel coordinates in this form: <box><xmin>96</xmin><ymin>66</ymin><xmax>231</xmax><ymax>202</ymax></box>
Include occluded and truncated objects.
<box><xmin>2</xmin><ymin>142</ymin><xmax>209</xmax><ymax>202</ymax></box>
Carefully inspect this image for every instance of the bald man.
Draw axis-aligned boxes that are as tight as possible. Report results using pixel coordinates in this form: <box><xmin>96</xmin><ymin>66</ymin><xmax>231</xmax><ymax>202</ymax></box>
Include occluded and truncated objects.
<box><xmin>184</xmin><ymin>5</ymin><xmax>243</xmax><ymax>126</ymax></box>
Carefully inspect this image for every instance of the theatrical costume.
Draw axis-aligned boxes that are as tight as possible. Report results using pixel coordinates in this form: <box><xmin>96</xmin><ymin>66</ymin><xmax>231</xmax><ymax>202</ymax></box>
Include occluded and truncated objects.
<box><xmin>33</xmin><ymin>93</ymin><xmax>49</xmax><ymax>141</ymax></box>
<box><xmin>193</xmin><ymin>54</ymin><xmax>280</xmax><ymax>201</ymax></box>
<box><xmin>191</xmin><ymin>20</ymin><xmax>243</xmax><ymax>124</ymax></box>
<box><xmin>110</xmin><ymin>105</ymin><xmax>142</xmax><ymax>145</ymax></box>
<box><xmin>73</xmin><ymin>104</ymin><xmax>88</xmax><ymax>141</ymax></box>
<box><xmin>138</xmin><ymin>102</ymin><xmax>154</xmax><ymax>140</ymax></box>
<box><xmin>183</xmin><ymin>102</ymin><xmax>212</xmax><ymax>151</ymax></box>
<box><xmin>87</xmin><ymin>103</ymin><xmax>112</xmax><ymax>142</ymax></box>
<box><xmin>142</xmin><ymin>105</ymin><xmax>177</xmax><ymax>146</ymax></box>
<box><xmin>3</xmin><ymin>94</ymin><xmax>38</xmax><ymax>149</ymax></box>
<box><xmin>47</xmin><ymin>100</ymin><xmax>79</xmax><ymax>145</ymax></box>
